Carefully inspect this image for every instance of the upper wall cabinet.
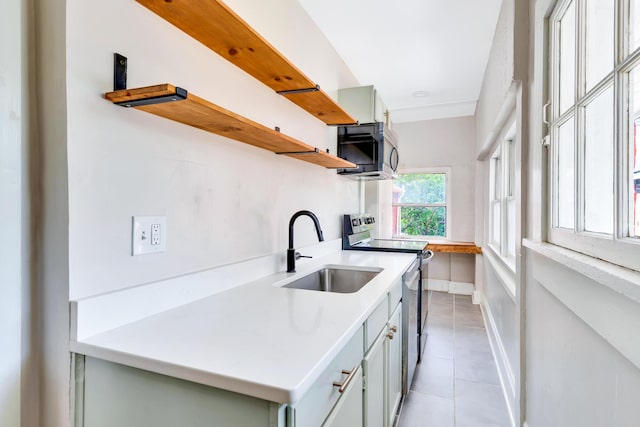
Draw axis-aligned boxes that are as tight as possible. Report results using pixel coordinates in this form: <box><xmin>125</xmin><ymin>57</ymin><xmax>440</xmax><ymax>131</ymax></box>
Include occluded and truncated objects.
<box><xmin>338</xmin><ymin>85</ymin><xmax>389</xmax><ymax>126</ymax></box>
<box><xmin>135</xmin><ymin>0</ymin><xmax>357</xmax><ymax>126</ymax></box>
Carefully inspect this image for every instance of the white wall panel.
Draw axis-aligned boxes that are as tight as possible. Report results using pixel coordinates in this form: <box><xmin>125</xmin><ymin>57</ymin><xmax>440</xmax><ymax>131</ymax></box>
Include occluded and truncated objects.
<box><xmin>0</xmin><ymin>0</ymin><xmax>25</xmax><ymax>425</ymax></box>
<box><xmin>66</xmin><ymin>0</ymin><xmax>360</xmax><ymax>299</ymax></box>
<box><xmin>395</xmin><ymin>116</ymin><xmax>476</xmax><ymax>242</ymax></box>
<box><xmin>525</xmin><ymin>255</ymin><xmax>640</xmax><ymax>427</ymax></box>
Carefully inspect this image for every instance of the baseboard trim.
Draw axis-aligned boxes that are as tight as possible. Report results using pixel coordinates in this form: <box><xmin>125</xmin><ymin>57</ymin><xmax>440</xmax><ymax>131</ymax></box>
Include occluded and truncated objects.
<box><xmin>472</xmin><ymin>290</ymin><xmax>482</xmax><ymax>304</ymax></box>
<box><xmin>425</xmin><ymin>278</ymin><xmax>449</xmax><ymax>292</ymax></box>
<box><xmin>480</xmin><ymin>297</ymin><xmax>517</xmax><ymax>427</ymax></box>
<box><xmin>425</xmin><ymin>279</ymin><xmax>476</xmax><ymax>299</ymax></box>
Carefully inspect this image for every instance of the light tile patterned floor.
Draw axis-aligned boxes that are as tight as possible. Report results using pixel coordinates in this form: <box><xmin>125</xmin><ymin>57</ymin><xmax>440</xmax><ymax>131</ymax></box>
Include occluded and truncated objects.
<box><xmin>397</xmin><ymin>292</ymin><xmax>511</xmax><ymax>427</ymax></box>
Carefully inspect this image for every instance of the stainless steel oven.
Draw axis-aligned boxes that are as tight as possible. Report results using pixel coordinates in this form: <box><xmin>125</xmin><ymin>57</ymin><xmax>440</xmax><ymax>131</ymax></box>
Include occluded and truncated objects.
<box><xmin>342</xmin><ymin>214</ymin><xmax>434</xmax><ymax>394</ymax></box>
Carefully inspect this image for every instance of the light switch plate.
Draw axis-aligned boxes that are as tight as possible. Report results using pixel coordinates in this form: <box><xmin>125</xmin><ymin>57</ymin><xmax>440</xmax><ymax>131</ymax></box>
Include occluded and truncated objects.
<box><xmin>132</xmin><ymin>216</ymin><xmax>166</xmax><ymax>255</ymax></box>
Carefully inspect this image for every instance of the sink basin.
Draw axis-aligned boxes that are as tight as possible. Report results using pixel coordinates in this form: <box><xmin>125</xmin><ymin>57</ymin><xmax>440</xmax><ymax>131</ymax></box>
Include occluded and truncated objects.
<box><xmin>283</xmin><ymin>265</ymin><xmax>382</xmax><ymax>293</ymax></box>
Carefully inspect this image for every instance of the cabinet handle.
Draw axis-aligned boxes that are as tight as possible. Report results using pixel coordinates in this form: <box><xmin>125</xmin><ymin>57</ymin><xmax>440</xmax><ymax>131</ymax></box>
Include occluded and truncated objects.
<box><xmin>332</xmin><ymin>367</ymin><xmax>358</xmax><ymax>393</ymax></box>
<box><xmin>386</xmin><ymin>333</ymin><xmax>394</xmax><ymax>340</ymax></box>
<box><xmin>390</xmin><ymin>326</ymin><xmax>398</xmax><ymax>333</ymax></box>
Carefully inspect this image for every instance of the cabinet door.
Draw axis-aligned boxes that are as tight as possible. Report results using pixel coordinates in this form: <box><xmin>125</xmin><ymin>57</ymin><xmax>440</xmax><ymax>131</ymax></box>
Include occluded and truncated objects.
<box><xmin>363</xmin><ymin>333</ymin><xmax>385</xmax><ymax>427</ymax></box>
<box><xmin>321</xmin><ymin>367</ymin><xmax>363</xmax><ymax>427</ymax></box>
<box><xmin>373</xmin><ymin>89</ymin><xmax>388</xmax><ymax>124</ymax></box>
<box><xmin>386</xmin><ymin>304</ymin><xmax>403</xmax><ymax>426</ymax></box>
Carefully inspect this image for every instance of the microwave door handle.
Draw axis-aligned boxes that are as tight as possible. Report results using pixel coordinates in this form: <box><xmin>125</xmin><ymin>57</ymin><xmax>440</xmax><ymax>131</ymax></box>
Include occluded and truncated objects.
<box><xmin>390</xmin><ymin>146</ymin><xmax>399</xmax><ymax>171</ymax></box>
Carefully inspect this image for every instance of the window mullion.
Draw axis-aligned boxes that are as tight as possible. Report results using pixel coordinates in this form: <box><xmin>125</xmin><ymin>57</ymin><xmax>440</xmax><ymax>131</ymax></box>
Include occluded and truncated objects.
<box><xmin>576</xmin><ymin>104</ymin><xmax>585</xmax><ymax>233</ymax></box>
<box><xmin>577</xmin><ymin>0</ymin><xmax>585</xmax><ymax>101</ymax></box>
<box><xmin>616</xmin><ymin>0</ymin><xmax>629</xmax><ymax>242</ymax></box>
<box><xmin>502</xmin><ymin>139</ymin><xmax>509</xmax><ymax>257</ymax></box>
<box><xmin>618</xmin><ymin>0</ymin><xmax>626</xmax><ymax>64</ymax></box>
<box><xmin>614</xmin><ymin>0</ymin><xmax>628</xmax><ymax>239</ymax></box>
<box><xmin>551</xmin><ymin>123</ymin><xmax>558</xmax><ymax>228</ymax></box>
<box><xmin>575</xmin><ymin>0</ymin><xmax>585</xmax><ymax>234</ymax></box>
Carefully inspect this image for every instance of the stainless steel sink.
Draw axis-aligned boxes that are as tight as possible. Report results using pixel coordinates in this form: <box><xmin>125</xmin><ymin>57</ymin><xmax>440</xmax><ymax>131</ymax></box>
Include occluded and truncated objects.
<box><xmin>283</xmin><ymin>265</ymin><xmax>382</xmax><ymax>293</ymax></box>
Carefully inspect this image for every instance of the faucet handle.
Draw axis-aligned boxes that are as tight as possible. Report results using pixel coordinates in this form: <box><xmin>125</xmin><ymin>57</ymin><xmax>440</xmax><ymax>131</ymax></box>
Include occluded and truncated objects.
<box><xmin>295</xmin><ymin>252</ymin><xmax>312</xmax><ymax>260</ymax></box>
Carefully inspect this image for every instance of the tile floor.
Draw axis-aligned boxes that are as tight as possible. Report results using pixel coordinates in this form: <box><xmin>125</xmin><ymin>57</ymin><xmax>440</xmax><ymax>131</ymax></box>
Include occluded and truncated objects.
<box><xmin>397</xmin><ymin>291</ymin><xmax>512</xmax><ymax>427</ymax></box>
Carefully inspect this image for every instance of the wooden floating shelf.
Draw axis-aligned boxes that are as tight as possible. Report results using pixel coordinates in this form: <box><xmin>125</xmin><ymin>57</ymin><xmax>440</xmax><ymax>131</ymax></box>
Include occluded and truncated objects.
<box><xmin>428</xmin><ymin>242</ymin><xmax>483</xmax><ymax>254</ymax></box>
<box><xmin>104</xmin><ymin>84</ymin><xmax>358</xmax><ymax>169</ymax></box>
<box><xmin>136</xmin><ymin>0</ymin><xmax>357</xmax><ymax>126</ymax></box>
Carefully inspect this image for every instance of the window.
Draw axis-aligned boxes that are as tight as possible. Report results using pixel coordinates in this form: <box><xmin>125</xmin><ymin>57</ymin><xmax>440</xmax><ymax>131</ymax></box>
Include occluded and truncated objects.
<box><xmin>392</xmin><ymin>170</ymin><xmax>449</xmax><ymax>239</ymax></box>
<box><xmin>548</xmin><ymin>0</ymin><xmax>640</xmax><ymax>271</ymax></box>
<box><xmin>489</xmin><ymin>136</ymin><xmax>517</xmax><ymax>266</ymax></box>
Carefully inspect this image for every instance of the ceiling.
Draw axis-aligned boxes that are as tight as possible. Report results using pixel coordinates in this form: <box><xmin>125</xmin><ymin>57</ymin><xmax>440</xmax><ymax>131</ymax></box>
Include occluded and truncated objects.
<box><xmin>297</xmin><ymin>0</ymin><xmax>503</xmax><ymax>123</ymax></box>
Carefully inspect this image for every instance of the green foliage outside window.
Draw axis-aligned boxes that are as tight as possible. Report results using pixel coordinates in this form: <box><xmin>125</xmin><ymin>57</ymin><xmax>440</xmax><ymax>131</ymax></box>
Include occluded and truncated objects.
<box><xmin>400</xmin><ymin>207</ymin><xmax>446</xmax><ymax>236</ymax></box>
<box><xmin>395</xmin><ymin>173</ymin><xmax>446</xmax><ymax>237</ymax></box>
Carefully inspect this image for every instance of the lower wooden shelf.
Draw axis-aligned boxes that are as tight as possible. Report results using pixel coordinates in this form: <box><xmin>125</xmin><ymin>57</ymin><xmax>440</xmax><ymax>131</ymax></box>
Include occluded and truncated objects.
<box><xmin>428</xmin><ymin>242</ymin><xmax>483</xmax><ymax>254</ymax></box>
<box><xmin>103</xmin><ymin>84</ymin><xmax>357</xmax><ymax>169</ymax></box>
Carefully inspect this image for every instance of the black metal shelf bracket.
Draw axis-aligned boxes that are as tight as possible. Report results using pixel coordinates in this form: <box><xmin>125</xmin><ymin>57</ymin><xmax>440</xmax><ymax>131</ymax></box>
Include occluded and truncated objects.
<box><xmin>115</xmin><ymin>87</ymin><xmax>188</xmax><ymax>108</ymax></box>
<box><xmin>112</xmin><ymin>52</ymin><xmax>188</xmax><ymax>107</ymax></box>
<box><xmin>276</xmin><ymin>84</ymin><xmax>320</xmax><ymax>95</ymax></box>
<box><xmin>327</xmin><ymin>122</ymin><xmax>360</xmax><ymax>127</ymax></box>
<box><xmin>275</xmin><ymin>147</ymin><xmax>320</xmax><ymax>155</ymax></box>
<box><xmin>114</xmin><ymin>53</ymin><xmax>127</xmax><ymax>91</ymax></box>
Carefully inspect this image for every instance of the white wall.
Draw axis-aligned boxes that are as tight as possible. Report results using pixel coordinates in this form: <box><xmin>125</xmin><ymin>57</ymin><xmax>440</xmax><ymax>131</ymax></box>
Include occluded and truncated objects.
<box><xmin>1</xmin><ymin>0</ymin><xmax>26</xmax><ymax>425</ymax></box>
<box><xmin>66</xmin><ymin>0</ymin><xmax>360</xmax><ymax>300</ymax></box>
<box><xmin>521</xmin><ymin>0</ymin><xmax>640</xmax><ymax>426</ymax></box>
<box><xmin>395</xmin><ymin>116</ymin><xmax>476</xmax><ymax>242</ymax></box>
<box><xmin>393</xmin><ymin>116</ymin><xmax>476</xmax><ymax>285</ymax></box>
<box><xmin>525</xmin><ymin>255</ymin><xmax>640</xmax><ymax>427</ymax></box>
<box><xmin>36</xmin><ymin>0</ymin><xmax>70</xmax><ymax>424</ymax></box>
<box><xmin>482</xmin><ymin>255</ymin><xmax>517</xmax><ymax>410</ymax></box>
<box><xmin>475</xmin><ymin>0</ymin><xmax>515</xmax><ymax>154</ymax></box>
<box><xmin>474</xmin><ymin>0</ymin><xmax>521</xmax><ymax>423</ymax></box>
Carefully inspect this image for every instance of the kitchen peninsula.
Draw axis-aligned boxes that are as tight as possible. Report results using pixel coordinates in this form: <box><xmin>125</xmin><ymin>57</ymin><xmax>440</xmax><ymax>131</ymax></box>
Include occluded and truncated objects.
<box><xmin>70</xmin><ymin>246</ymin><xmax>415</xmax><ymax>426</ymax></box>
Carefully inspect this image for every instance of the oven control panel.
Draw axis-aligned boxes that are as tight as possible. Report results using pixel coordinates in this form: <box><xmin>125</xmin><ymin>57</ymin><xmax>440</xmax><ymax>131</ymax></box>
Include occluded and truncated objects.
<box><xmin>344</xmin><ymin>214</ymin><xmax>376</xmax><ymax>235</ymax></box>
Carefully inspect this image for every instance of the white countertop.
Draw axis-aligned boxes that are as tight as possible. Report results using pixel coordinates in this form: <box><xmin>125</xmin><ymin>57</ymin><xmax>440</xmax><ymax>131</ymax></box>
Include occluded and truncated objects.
<box><xmin>70</xmin><ymin>250</ymin><xmax>415</xmax><ymax>403</ymax></box>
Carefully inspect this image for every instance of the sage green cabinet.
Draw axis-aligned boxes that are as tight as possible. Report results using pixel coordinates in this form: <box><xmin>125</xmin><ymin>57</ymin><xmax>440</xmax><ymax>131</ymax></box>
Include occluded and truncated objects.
<box><xmin>362</xmin><ymin>279</ymin><xmax>404</xmax><ymax>427</ymax></box>
<box><xmin>78</xmin><ymin>356</ymin><xmax>286</xmax><ymax>427</ymax></box>
<box><xmin>363</xmin><ymin>333</ymin><xmax>385</xmax><ymax>427</ymax></box>
<box><xmin>386</xmin><ymin>303</ymin><xmax>402</xmax><ymax>427</ymax></box>
<box><xmin>321</xmin><ymin>367</ymin><xmax>363</xmax><ymax>427</ymax></box>
<box><xmin>338</xmin><ymin>85</ymin><xmax>389</xmax><ymax>125</ymax></box>
<box><xmin>288</xmin><ymin>327</ymin><xmax>364</xmax><ymax>427</ymax></box>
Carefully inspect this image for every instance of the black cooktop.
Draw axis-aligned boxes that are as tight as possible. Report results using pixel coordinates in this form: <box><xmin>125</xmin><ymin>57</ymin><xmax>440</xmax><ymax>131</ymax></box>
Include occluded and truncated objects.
<box><xmin>351</xmin><ymin>238</ymin><xmax>429</xmax><ymax>253</ymax></box>
<box><xmin>343</xmin><ymin>214</ymin><xmax>429</xmax><ymax>254</ymax></box>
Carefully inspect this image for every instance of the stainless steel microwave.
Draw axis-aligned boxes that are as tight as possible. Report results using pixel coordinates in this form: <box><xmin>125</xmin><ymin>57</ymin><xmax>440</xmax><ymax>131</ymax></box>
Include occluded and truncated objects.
<box><xmin>336</xmin><ymin>122</ymin><xmax>399</xmax><ymax>180</ymax></box>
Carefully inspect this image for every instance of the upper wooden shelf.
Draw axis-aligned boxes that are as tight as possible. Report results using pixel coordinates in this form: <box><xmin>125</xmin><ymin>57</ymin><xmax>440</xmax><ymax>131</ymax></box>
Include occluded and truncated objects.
<box><xmin>104</xmin><ymin>84</ymin><xmax>357</xmax><ymax>169</ymax></box>
<box><xmin>429</xmin><ymin>242</ymin><xmax>483</xmax><ymax>254</ymax></box>
<box><xmin>136</xmin><ymin>0</ymin><xmax>357</xmax><ymax>126</ymax></box>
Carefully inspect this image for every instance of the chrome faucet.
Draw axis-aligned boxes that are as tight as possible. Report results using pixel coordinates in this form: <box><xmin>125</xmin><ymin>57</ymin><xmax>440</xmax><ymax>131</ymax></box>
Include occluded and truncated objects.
<box><xmin>287</xmin><ymin>210</ymin><xmax>325</xmax><ymax>273</ymax></box>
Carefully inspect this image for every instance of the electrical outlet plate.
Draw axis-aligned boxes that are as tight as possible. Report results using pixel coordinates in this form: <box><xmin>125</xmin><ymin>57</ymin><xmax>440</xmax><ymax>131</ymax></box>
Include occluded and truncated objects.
<box><xmin>132</xmin><ymin>216</ymin><xmax>166</xmax><ymax>255</ymax></box>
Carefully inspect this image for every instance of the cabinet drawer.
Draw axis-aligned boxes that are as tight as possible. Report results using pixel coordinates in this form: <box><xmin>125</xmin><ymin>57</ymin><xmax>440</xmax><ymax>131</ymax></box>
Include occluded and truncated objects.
<box><xmin>321</xmin><ymin>367</ymin><xmax>363</xmax><ymax>427</ymax></box>
<box><xmin>365</xmin><ymin>299</ymin><xmax>388</xmax><ymax>351</ymax></box>
<box><xmin>288</xmin><ymin>326</ymin><xmax>364</xmax><ymax>427</ymax></box>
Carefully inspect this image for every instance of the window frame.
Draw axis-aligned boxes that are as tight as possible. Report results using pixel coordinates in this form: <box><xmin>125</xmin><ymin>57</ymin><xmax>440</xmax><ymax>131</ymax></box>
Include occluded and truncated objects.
<box><xmin>489</xmin><ymin>122</ymin><xmax>517</xmax><ymax>270</ymax></box>
<box><xmin>547</xmin><ymin>0</ymin><xmax>640</xmax><ymax>272</ymax></box>
<box><xmin>392</xmin><ymin>167</ymin><xmax>451</xmax><ymax>240</ymax></box>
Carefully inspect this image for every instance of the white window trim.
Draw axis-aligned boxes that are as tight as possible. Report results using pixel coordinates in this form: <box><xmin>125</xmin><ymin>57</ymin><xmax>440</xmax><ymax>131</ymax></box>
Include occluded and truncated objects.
<box><xmin>393</xmin><ymin>167</ymin><xmax>452</xmax><ymax>240</ymax></box>
<box><xmin>546</xmin><ymin>0</ymin><xmax>640</xmax><ymax>272</ymax></box>
<box><xmin>486</xmin><ymin>116</ymin><xmax>517</xmax><ymax>272</ymax></box>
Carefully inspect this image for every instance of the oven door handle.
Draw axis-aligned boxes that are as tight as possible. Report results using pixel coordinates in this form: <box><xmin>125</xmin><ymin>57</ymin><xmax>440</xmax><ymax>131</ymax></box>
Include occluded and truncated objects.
<box><xmin>421</xmin><ymin>250</ymin><xmax>434</xmax><ymax>263</ymax></box>
<box><xmin>403</xmin><ymin>268</ymin><xmax>420</xmax><ymax>285</ymax></box>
